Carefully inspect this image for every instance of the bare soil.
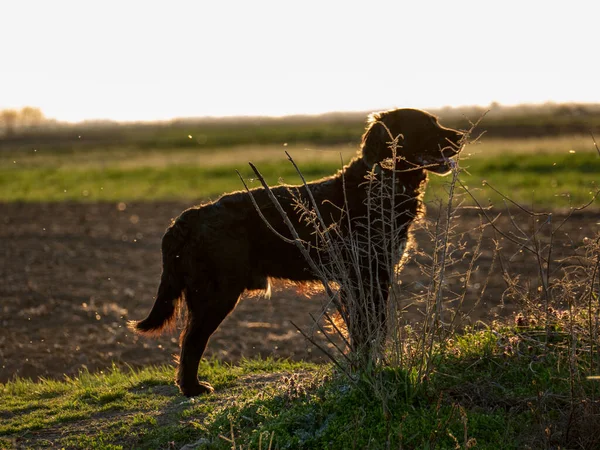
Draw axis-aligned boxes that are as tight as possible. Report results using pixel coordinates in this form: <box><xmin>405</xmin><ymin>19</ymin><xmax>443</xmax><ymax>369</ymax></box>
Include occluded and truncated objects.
<box><xmin>1</xmin><ymin>201</ymin><xmax>597</xmax><ymax>382</ymax></box>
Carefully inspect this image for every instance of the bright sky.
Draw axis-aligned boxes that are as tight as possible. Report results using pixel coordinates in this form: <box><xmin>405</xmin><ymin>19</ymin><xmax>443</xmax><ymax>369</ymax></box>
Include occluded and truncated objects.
<box><xmin>1</xmin><ymin>0</ymin><xmax>598</xmax><ymax>122</ymax></box>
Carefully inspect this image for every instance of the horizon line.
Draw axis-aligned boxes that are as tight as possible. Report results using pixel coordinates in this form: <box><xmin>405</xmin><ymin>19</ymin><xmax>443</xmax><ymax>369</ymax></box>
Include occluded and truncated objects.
<box><xmin>3</xmin><ymin>100</ymin><xmax>600</xmax><ymax>126</ymax></box>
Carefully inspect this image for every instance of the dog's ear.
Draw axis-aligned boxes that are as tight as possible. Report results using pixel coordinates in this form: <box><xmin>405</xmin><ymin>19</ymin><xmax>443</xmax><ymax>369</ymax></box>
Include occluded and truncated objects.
<box><xmin>361</xmin><ymin>113</ymin><xmax>389</xmax><ymax>168</ymax></box>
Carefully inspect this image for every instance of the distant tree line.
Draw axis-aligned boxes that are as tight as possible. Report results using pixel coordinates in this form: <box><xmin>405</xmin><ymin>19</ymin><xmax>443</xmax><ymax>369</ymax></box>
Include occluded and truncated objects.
<box><xmin>2</xmin><ymin>102</ymin><xmax>600</xmax><ymax>145</ymax></box>
<box><xmin>0</xmin><ymin>107</ymin><xmax>52</xmax><ymax>136</ymax></box>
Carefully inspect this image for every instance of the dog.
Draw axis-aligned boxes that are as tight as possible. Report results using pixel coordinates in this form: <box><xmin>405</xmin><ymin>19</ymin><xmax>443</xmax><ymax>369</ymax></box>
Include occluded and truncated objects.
<box><xmin>130</xmin><ymin>108</ymin><xmax>464</xmax><ymax>396</ymax></box>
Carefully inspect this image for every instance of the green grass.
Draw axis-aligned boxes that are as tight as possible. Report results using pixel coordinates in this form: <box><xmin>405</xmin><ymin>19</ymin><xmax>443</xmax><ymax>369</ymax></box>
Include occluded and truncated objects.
<box><xmin>452</xmin><ymin>149</ymin><xmax>599</xmax><ymax>208</ymax></box>
<box><xmin>2</xmin><ymin>329</ymin><xmax>597</xmax><ymax>449</ymax></box>
<box><xmin>1</xmin><ymin>138</ymin><xmax>598</xmax><ymax>208</ymax></box>
<box><xmin>0</xmin><ymin>160</ymin><xmax>348</xmax><ymax>203</ymax></box>
<box><xmin>0</xmin><ymin>359</ymin><xmax>317</xmax><ymax>450</ymax></box>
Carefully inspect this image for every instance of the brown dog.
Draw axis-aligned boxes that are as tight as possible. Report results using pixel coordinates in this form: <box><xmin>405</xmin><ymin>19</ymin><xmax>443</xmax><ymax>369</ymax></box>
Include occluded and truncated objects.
<box><xmin>130</xmin><ymin>108</ymin><xmax>464</xmax><ymax>396</ymax></box>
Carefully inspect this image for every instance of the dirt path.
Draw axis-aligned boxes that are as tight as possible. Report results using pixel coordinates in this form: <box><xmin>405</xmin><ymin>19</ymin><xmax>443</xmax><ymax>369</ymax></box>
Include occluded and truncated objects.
<box><xmin>1</xmin><ymin>201</ymin><xmax>597</xmax><ymax>382</ymax></box>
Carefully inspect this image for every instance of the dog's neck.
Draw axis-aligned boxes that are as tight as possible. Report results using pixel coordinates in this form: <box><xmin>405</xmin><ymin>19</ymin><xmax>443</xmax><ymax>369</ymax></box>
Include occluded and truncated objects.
<box><xmin>342</xmin><ymin>154</ymin><xmax>428</xmax><ymax>195</ymax></box>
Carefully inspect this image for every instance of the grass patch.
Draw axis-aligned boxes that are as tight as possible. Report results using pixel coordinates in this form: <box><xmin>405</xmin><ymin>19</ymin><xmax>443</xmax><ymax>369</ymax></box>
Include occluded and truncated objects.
<box><xmin>446</xmin><ymin>150</ymin><xmax>599</xmax><ymax>208</ymax></box>
<box><xmin>0</xmin><ymin>160</ymin><xmax>344</xmax><ymax>203</ymax></box>
<box><xmin>1</xmin><ymin>140</ymin><xmax>598</xmax><ymax>207</ymax></box>
<box><xmin>0</xmin><ymin>359</ymin><xmax>317</xmax><ymax>449</ymax></box>
<box><xmin>1</xmin><ymin>330</ymin><xmax>597</xmax><ymax>449</ymax></box>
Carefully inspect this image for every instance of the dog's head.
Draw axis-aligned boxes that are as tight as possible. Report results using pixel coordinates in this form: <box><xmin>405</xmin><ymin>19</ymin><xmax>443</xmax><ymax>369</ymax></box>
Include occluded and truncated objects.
<box><xmin>361</xmin><ymin>108</ymin><xmax>464</xmax><ymax>175</ymax></box>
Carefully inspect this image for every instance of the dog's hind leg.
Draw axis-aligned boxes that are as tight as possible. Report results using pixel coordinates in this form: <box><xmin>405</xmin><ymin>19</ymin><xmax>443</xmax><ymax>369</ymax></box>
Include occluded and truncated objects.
<box><xmin>176</xmin><ymin>285</ymin><xmax>242</xmax><ymax>397</ymax></box>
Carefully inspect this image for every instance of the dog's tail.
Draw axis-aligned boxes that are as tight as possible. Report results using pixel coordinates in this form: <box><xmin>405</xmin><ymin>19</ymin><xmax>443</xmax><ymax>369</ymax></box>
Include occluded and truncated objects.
<box><xmin>128</xmin><ymin>218</ymin><xmax>188</xmax><ymax>336</ymax></box>
<box><xmin>128</xmin><ymin>271</ymin><xmax>182</xmax><ymax>336</ymax></box>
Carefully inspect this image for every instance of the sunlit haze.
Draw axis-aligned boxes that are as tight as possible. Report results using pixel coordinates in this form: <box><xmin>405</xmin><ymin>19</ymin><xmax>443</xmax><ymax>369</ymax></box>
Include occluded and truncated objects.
<box><xmin>2</xmin><ymin>0</ymin><xmax>599</xmax><ymax>122</ymax></box>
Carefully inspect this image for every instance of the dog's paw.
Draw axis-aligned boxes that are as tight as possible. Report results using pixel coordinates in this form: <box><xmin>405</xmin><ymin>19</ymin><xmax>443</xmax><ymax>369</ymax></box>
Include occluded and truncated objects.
<box><xmin>179</xmin><ymin>380</ymin><xmax>215</xmax><ymax>397</ymax></box>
